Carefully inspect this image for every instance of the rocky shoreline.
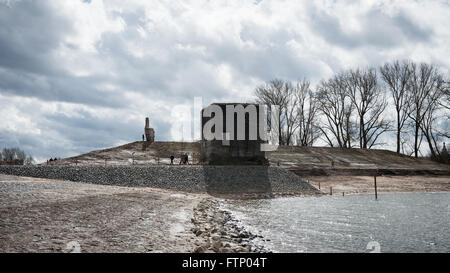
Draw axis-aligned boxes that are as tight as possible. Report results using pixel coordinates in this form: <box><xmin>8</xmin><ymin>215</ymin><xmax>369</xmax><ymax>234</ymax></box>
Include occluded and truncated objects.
<box><xmin>190</xmin><ymin>199</ymin><xmax>269</xmax><ymax>253</ymax></box>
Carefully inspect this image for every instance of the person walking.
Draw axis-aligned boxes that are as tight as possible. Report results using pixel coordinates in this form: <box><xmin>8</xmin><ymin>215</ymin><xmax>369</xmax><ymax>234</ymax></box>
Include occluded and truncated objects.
<box><xmin>170</xmin><ymin>155</ymin><xmax>174</xmax><ymax>165</ymax></box>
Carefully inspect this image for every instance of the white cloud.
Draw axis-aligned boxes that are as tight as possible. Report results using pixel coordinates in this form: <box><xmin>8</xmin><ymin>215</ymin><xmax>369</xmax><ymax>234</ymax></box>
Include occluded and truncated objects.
<box><xmin>0</xmin><ymin>0</ymin><xmax>449</xmax><ymax>160</ymax></box>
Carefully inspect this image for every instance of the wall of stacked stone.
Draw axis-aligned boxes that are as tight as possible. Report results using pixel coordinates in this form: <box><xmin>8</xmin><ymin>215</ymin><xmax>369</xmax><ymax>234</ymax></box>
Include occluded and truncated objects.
<box><xmin>0</xmin><ymin>165</ymin><xmax>320</xmax><ymax>196</ymax></box>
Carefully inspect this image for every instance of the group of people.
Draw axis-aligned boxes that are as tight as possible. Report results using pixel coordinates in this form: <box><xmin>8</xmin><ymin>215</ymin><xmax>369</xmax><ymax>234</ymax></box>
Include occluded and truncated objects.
<box><xmin>46</xmin><ymin>158</ymin><xmax>59</xmax><ymax>164</ymax></box>
<box><xmin>170</xmin><ymin>154</ymin><xmax>189</xmax><ymax>165</ymax></box>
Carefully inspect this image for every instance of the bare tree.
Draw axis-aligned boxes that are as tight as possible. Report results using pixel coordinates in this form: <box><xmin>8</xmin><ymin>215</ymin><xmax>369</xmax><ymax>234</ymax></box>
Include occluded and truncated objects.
<box><xmin>2</xmin><ymin>148</ymin><xmax>16</xmax><ymax>161</ymax></box>
<box><xmin>437</xmin><ymin>79</ymin><xmax>450</xmax><ymax>139</ymax></box>
<box><xmin>420</xmin><ymin>89</ymin><xmax>444</xmax><ymax>158</ymax></box>
<box><xmin>15</xmin><ymin>149</ymin><xmax>26</xmax><ymax>164</ymax></box>
<box><xmin>407</xmin><ymin>63</ymin><xmax>444</xmax><ymax>158</ymax></box>
<box><xmin>380</xmin><ymin>60</ymin><xmax>413</xmax><ymax>153</ymax></box>
<box><xmin>440</xmin><ymin>79</ymin><xmax>450</xmax><ymax>110</ymax></box>
<box><xmin>255</xmin><ymin>79</ymin><xmax>290</xmax><ymax>145</ymax></box>
<box><xmin>316</xmin><ymin>73</ymin><xmax>355</xmax><ymax>148</ymax></box>
<box><xmin>345</xmin><ymin>68</ymin><xmax>391</xmax><ymax>149</ymax></box>
<box><xmin>295</xmin><ymin>80</ymin><xmax>321</xmax><ymax>146</ymax></box>
<box><xmin>255</xmin><ymin>79</ymin><xmax>305</xmax><ymax>145</ymax></box>
<box><xmin>255</xmin><ymin>79</ymin><xmax>322</xmax><ymax>146</ymax></box>
<box><xmin>24</xmin><ymin>155</ymin><xmax>34</xmax><ymax>165</ymax></box>
<box><xmin>1</xmin><ymin>147</ymin><xmax>33</xmax><ymax>165</ymax></box>
<box><xmin>283</xmin><ymin>81</ymin><xmax>300</xmax><ymax>145</ymax></box>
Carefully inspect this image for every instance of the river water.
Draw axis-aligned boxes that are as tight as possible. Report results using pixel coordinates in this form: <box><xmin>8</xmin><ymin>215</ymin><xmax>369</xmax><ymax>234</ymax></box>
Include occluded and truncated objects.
<box><xmin>223</xmin><ymin>192</ymin><xmax>450</xmax><ymax>253</ymax></box>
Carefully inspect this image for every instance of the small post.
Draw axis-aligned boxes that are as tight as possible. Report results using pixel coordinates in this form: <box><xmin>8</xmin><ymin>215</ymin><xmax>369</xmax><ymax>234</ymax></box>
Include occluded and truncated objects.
<box><xmin>374</xmin><ymin>175</ymin><xmax>378</xmax><ymax>200</ymax></box>
<box><xmin>342</xmin><ymin>192</ymin><xmax>344</xmax><ymax>196</ymax></box>
<box><xmin>330</xmin><ymin>186</ymin><xmax>332</xmax><ymax>195</ymax></box>
<box><xmin>318</xmin><ymin>181</ymin><xmax>321</xmax><ymax>189</ymax></box>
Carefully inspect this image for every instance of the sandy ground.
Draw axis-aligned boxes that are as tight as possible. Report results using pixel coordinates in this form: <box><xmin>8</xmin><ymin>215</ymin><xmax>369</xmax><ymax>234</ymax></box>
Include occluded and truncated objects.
<box><xmin>303</xmin><ymin>175</ymin><xmax>450</xmax><ymax>195</ymax></box>
<box><xmin>0</xmin><ymin>174</ymin><xmax>207</xmax><ymax>253</ymax></box>
<box><xmin>0</xmin><ymin>174</ymin><xmax>265</xmax><ymax>253</ymax></box>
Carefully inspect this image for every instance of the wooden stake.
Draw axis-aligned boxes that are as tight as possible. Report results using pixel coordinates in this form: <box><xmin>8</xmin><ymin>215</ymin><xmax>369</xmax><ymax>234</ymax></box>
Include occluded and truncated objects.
<box><xmin>330</xmin><ymin>186</ymin><xmax>332</xmax><ymax>195</ymax></box>
<box><xmin>374</xmin><ymin>175</ymin><xmax>378</xmax><ymax>200</ymax></box>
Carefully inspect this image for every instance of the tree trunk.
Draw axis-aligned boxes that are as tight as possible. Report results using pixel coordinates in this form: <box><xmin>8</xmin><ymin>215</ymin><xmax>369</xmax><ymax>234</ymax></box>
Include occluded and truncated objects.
<box><xmin>414</xmin><ymin>122</ymin><xmax>419</xmax><ymax>158</ymax></box>
<box><xmin>396</xmin><ymin>112</ymin><xmax>401</xmax><ymax>153</ymax></box>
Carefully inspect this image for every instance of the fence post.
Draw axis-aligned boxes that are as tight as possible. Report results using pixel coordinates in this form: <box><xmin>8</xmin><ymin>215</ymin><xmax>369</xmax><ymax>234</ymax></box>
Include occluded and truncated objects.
<box><xmin>374</xmin><ymin>175</ymin><xmax>378</xmax><ymax>200</ymax></box>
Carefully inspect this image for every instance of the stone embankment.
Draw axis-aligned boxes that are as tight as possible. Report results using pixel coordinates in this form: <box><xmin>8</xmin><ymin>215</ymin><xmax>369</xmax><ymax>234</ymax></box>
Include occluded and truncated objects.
<box><xmin>0</xmin><ymin>165</ymin><xmax>321</xmax><ymax>197</ymax></box>
<box><xmin>190</xmin><ymin>199</ymin><xmax>268</xmax><ymax>253</ymax></box>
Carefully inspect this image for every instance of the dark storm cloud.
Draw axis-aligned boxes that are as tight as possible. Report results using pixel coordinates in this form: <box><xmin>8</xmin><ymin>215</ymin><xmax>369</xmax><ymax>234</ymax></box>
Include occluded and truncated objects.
<box><xmin>0</xmin><ymin>68</ymin><xmax>133</xmax><ymax>107</ymax></box>
<box><xmin>0</xmin><ymin>1</ymin><xmax>71</xmax><ymax>75</ymax></box>
<box><xmin>0</xmin><ymin>1</ymin><xmax>135</xmax><ymax>107</ymax></box>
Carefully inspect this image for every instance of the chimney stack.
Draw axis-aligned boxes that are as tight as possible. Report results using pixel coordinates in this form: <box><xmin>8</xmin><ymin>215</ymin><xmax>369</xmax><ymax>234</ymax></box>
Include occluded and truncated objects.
<box><xmin>144</xmin><ymin>117</ymin><xmax>155</xmax><ymax>143</ymax></box>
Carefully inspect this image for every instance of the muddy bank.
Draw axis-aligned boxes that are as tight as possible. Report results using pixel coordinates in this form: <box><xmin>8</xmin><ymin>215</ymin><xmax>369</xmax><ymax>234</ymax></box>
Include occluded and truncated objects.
<box><xmin>303</xmin><ymin>175</ymin><xmax>450</xmax><ymax>195</ymax></box>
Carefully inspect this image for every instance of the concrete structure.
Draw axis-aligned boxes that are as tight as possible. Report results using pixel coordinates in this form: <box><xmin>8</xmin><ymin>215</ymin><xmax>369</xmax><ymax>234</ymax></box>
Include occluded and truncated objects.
<box><xmin>144</xmin><ymin>117</ymin><xmax>155</xmax><ymax>143</ymax></box>
<box><xmin>200</xmin><ymin>103</ymin><xmax>267</xmax><ymax>165</ymax></box>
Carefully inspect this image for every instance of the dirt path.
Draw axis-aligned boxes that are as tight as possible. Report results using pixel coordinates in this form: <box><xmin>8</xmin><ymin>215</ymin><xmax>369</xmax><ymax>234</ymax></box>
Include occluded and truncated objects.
<box><xmin>303</xmin><ymin>175</ymin><xmax>450</xmax><ymax>195</ymax></box>
<box><xmin>0</xmin><ymin>174</ymin><xmax>206</xmax><ymax>253</ymax></box>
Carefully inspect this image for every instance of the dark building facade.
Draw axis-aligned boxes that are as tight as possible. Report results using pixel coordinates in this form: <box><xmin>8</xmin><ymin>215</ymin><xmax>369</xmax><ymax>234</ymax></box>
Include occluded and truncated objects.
<box><xmin>200</xmin><ymin>103</ymin><xmax>268</xmax><ymax>165</ymax></box>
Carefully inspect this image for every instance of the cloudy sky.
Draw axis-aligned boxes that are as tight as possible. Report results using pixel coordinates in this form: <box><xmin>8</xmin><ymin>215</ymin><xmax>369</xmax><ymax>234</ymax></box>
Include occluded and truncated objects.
<box><xmin>0</xmin><ymin>0</ymin><xmax>449</xmax><ymax>162</ymax></box>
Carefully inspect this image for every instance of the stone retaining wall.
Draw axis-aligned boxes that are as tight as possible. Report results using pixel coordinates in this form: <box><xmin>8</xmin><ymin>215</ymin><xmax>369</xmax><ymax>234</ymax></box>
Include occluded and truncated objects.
<box><xmin>0</xmin><ymin>165</ymin><xmax>320</xmax><ymax>196</ymax></box>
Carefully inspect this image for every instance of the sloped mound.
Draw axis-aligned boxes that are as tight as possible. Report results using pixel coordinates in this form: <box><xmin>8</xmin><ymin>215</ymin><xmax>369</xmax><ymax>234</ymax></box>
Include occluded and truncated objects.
<box><xmin>50</xmin><ymin>141</ymin><xmax>201</xmax><ymax>165</ymax></box>
<box><xmin>43</xmin><ymin>141</ymin><xmax>449</xmax><ymax>176</ymax></box>
<box><xmin>267</xmin><ymin>146</ymin><xmax>450</xmax><ymax>175</ymax></box>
